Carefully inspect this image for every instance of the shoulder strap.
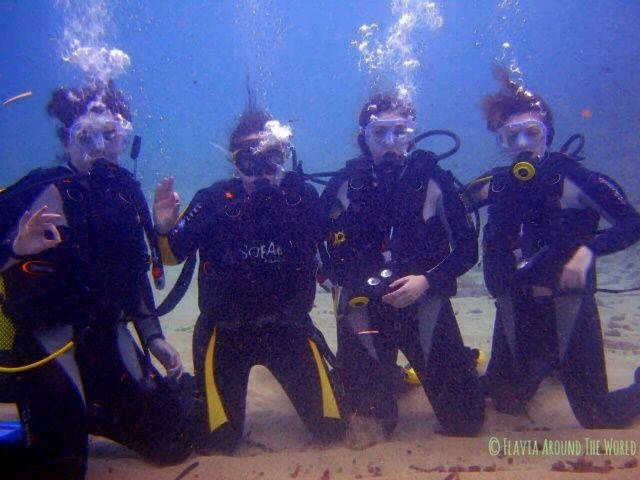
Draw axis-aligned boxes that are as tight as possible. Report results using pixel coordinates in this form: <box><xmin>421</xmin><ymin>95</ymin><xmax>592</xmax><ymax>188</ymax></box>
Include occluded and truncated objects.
<box><xmin>337</xmin><ymin>156</ymin><xmax>373</xmax><ymax>206</ymax></box>
<box><xmin>408</xmin><ymin>149</ymin><xmax>439</xmax><ymax>175</ymax></box>
<box><xmin>280</xmin><ymin>170</ymin><xmax>305</xmax><ymax>199</ymax></box>
<box><xmin>543</xmin><ymin>152</ymin><xmax>590</xmax><ymax>185</ymax></box>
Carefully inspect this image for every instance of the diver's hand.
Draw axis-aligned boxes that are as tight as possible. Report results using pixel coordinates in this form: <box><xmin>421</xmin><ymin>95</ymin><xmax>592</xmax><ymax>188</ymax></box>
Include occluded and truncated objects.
<box><xmin>148</xmin><ymin>337</ymin><xmax>184</xmax><ymax>379</ymax></box>
<box><xmin>154</xmin><ymin>177</ymin><xmax>180</xmax><ymax>234</ymax></box>
<box><xmin>13</xmin><ymin>206</ymin><xmax>62</xmax><ymax>256</ymax></box>
<box><xmin>382</xmin><ymin>275</ymin><xmax>429</xmax><ymax>309</ymax></box>
<box><xmin>559</xmin><ymin>245</ymin><xmax>594</xmax><ymax>290</ymax></box>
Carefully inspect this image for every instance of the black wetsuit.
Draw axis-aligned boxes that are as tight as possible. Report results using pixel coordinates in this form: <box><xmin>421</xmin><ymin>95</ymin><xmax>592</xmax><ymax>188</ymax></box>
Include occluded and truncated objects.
<box><xmin>320</xmin><ymin>151</ymin><xmax>484</xmax><ymax>437</ymax></box>
<box><xmin>465</xmin><ymin>152</ymin><xmax>640</xmax><ymax>427</ymax></box>
<box><xmin>160</xmin><ymin>173</ymin><xmax>344</xmax><ymax>453</ymax></box>
<box><xmin>0</xmin><ymin>161</ymin><xmax>190</xmax><ymax>480</ymax></box>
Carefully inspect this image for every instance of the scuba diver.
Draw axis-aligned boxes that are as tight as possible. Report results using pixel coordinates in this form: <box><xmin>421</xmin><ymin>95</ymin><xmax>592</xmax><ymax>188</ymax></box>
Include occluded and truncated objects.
<box><xmin>463</xmin><ymin>67</ymin><xmax>640</xmax><ymax>427</ymax></box>
<box><xmin>0</xmin><ymin>81</ymin><xmax>191</xmax><ymax>480</ymax></box>
<box><xmin>319</xmin><ymin>91</ymin><xmax>484</xmax><ymax>445</ymax></box>
<box><xmin>153</xmin><ymin>108</ymin><xmax>344</xmax><ymax>454</ymax></box>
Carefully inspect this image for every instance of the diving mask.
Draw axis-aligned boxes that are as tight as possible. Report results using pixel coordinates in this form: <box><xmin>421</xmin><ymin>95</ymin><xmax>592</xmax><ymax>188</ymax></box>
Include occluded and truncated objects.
<box><xmin>232</xmin><ymin>147</ymin><xmax>284</xmax><ymax>177</ymax></box>
<box><xmin>496</xmin><ymin>119</ymin><xmax>547</xmax><ymax>154</ymax></box>
<box><xmin>70</xmin><ymin>114</ymin><xmax>133</xmax><ymax>157</ymax></box>
<box><xmin>364</xmin><ymin>118</ymin><xmax>417</xmax><ymax>148</ymax></box>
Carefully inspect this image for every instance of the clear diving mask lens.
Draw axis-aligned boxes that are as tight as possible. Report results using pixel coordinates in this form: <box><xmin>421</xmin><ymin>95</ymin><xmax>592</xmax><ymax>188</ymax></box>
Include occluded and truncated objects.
<box><xmin>496</xmin><ymin>119</ymin><xmax>547</xmax><ymax>154</ymax></box>
<box><xmin>70</xmin><ymin>115</ymin><xmax>133</xmax><ymax>157</ymax></box>
<box><xmin>232</xmin><ymin>147</ymin><xmax>284</xmax><ymax>177</ymax></box>
<box><xmin>364</xmin><ymin>119</ymin><xmax>417</xmax><ymax>148</ymax></box>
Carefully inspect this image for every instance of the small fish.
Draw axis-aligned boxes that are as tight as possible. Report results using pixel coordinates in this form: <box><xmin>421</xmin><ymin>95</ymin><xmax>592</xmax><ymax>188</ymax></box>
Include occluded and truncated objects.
<box><xmin>581</xmin><ymin>108</ymin><xmax>592</xmax><ymax>119</ymax></box>
<box><xmin>3</xmin><ymin>90</ymin><xmax>33</xmax><ymax>106</ymax></box>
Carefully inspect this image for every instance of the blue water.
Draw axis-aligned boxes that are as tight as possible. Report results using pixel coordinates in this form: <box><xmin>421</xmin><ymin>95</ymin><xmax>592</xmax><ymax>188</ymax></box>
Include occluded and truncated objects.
<box><xmin>1</xmin><ymin>0</ymin><xmax>639</xmax><ymax>202</ymax></box>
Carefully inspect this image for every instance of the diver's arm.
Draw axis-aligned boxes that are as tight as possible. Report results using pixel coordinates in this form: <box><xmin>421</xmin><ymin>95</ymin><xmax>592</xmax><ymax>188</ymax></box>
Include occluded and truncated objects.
<box><xmin>316</xmin><ymin>244</ymin><xmax>335</xmax><ymax>291</ymax></box>
<box><xmin>383</xmin><ymin>176</ymin><xmax>478</xmax><ymax>307</ymax></box>
<box><xmin>574</xmin><ymin>173</ymin><xmax>640</xmax><ymax>256</ymax></box>
<box><xmin>304</xmin><ymin>181</ymin><xmax>323</xmax><ymax>244</ymax></box>
<box><xmin>128</xmin><ymin>268</ymin><xmax>184</xmax><ymax>378</ymax></box>
<box><xmin>158</xmin><ymin>189</ymin><xmax>212</xmax><ymax>264</ymax></box>
<box><xmin>316</xmin><ymin>176</ymin><xmax>348</xmax><ymax>284</ymax></box>
<box><xmin>129</xmin><ymin>269</ymin><xmax>165</xmax><ymax>344</ymax></box>
<box><xmin>557</xmin><ymin>173</ymin><xmax>640</xmax><ymax>291</ymax></box>
<box><xmin>425</xmin><ymin>177</ymin><xmax>479</xmax><ymax>292</ymax></box>
<box><xmin>481</xmin><ymin>210</ymin><xmax>520</xmax><ymax>297</ymax></box>
<box><xmin>286</xmin><ymin>183</ymin><xmax>323</xmax><ymax>316</ymax></box>
<box><xmin>128</xmin><ymin>215</ymin><xmax>166</xmax><ymax>344</ymax></box>
<box><xmin>318</xmin><ymin>175</ymin><xmax>348</xmax><ymax>234</ymax></box>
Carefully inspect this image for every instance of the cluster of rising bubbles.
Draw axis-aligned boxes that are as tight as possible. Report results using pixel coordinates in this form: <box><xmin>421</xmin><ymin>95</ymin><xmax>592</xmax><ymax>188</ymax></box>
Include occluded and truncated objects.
<box><xmin>254</xmin><ymin>120</ymin><xmax>293</xmax><ymax>154</ymax></box>
<box><xmin>57</xmin><ymin>0</ymin><xmax>131</xmax><ymax>83</ymax></box>
<box><xmin>499</xmin><ymin>42</ymin><xmax>521</xmax><ymax>76</ymax></box>
<box><xmin>64</xmin><ymin>44</ymin><xmax>131</xmax><ymax>83</ymax></box>
<box><xmin>494</xmin><ymin>0</ymin><xmax>526</xmax><ymax>88</ymax></box>
<box><xmin>351</xmin><ymin>0</ymin><xmax>443</xmax><ymax>102</ymax></box>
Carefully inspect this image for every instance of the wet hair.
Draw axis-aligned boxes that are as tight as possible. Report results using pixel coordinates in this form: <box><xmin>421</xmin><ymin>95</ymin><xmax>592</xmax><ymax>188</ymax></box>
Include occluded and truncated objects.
<box><xmin>482</xmin><ymin>66</ymin><xmax>555</xmax><ymax>145</ymax></box>
<box><xmin>357</xmin><ymin>91</ymin><xmax>416</xmax><ymax>157</ymax></box>
<box><xmin>46</xmin><ymin>80</ymin><xmax>131</xmax><ymax>146</ymax></box>
<box><xmin>229</xmin><ymin>109</ymin><xmax>273</xmax><ymax>152</ymax></box>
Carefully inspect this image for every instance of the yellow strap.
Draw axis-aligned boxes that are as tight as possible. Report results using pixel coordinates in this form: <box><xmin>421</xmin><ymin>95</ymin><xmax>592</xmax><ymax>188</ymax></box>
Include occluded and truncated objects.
<box><xmin>205</xmin><ymin>326</ymin><xmax>229</xmax><ymax>432</ymax></box>
<box><xmin>157</xmin><ymin>235</ymin><xmax>179</xmax><ymax>265</ymax></box>
<box><xmin>0</xmin><ymin>340</ymin><xmax>75</xmax><ymax>373</ymax></box>
<box><xmin>466</xmin><ymin>175</ymin><xmax>493</xmax><ymax>188</ymax></box>
<box><xmin>0</xmin><ymin>314</ymin><xmax>14</xmax><ymax>350</ymax></box>
<box><xmin>307</xmin><ymin>339</ymin><xmax>341</xmax><ymax>419</ymax></box>
<box><xmin>157</xmin><ymin>207</ymin><xmax>191</xmax><ymax>266</ymax></box>
<box><xmin>0</xmin><ymin>278</ymin><xmax>16</xmax><ymax>351</ymax></box>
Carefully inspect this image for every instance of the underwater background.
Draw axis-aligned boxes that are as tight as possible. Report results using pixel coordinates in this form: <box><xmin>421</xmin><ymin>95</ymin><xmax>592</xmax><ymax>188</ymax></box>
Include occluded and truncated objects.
<box><xmin>1</xmin><ymin>0</ymin><xmax>639</xmax><ymax>204</ymax></box>
<box><xmin>3</xmin><ymin>4</ymin><xmax>640</xmax><ymax>477</ymax></box>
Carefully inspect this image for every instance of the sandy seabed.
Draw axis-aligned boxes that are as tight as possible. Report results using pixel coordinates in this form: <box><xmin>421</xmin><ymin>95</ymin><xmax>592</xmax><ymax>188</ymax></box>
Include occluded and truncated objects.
<box><xmin>4</xmin><ymin>246</ymin><xmax>640</xmax><ymax>480</ymax></box>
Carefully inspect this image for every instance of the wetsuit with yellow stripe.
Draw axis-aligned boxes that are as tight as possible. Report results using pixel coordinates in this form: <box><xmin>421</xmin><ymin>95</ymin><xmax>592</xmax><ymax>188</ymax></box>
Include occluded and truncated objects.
<box><xmin>160</xmin><ymin>172</ymin><xmax>343</xmax><ymax>453</ymax></box>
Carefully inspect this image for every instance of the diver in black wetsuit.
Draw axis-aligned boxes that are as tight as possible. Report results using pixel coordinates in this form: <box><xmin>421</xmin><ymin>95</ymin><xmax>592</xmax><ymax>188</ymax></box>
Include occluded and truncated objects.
<box><xmin>319</xmin><ymin>92</ymin><xmax>484</xmax><ymax>444</ymax></box>
<box><xmin>153</xmin><ymin>109</ymin><xmax>344</xmax><ymax>454</ymax></box>
<box><xmin>464</xmin><ymin>68</ymin><xmax>640</xmax><ymax>427</ymax></box>
<box><xmin>0</xmin><ymin>82</ymin><xmax>191</xmax><ymax>480</ymax></box>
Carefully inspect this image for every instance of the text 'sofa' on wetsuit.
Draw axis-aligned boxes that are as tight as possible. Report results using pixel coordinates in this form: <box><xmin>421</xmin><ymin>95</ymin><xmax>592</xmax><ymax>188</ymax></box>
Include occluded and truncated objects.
<box><xmin>158</xmin><ymin>172</ymin><xmax>344</xmax><ymax>453</ymax></box>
